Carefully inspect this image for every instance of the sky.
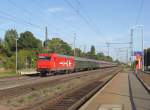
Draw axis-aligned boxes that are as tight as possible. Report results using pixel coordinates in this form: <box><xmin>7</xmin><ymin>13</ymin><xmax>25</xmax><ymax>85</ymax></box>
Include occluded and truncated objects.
<box><xmin>0</xmin><ymin>0</ymin><xmax>149</xmax><ymax>62</ymax></box>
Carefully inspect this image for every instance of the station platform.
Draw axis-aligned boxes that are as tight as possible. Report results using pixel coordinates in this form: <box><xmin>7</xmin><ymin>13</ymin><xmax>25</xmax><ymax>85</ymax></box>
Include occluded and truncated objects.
<box><xmin>79</xmin><ymin>71</ymin><xmax>150</xmax><ymax>110</ymax></box>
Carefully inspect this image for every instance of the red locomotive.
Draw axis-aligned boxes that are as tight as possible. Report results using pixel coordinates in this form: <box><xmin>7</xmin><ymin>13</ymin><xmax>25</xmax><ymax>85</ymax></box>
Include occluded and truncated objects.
<box><xmin>36</xmin><ymin>53</ymin><xmax>116</xmax><ymax>75</ymax></box>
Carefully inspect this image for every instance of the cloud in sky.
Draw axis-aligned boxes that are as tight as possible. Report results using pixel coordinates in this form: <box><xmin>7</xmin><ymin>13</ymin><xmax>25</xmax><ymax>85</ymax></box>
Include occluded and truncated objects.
<box><xmin>48</xmin><ymin>7</ymin><xmax>64</xmax><ymax>13</ymax></box>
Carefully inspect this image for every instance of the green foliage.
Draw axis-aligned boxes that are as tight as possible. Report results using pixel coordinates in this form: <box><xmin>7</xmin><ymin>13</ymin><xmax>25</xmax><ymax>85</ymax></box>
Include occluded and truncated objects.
<box><xmin>86</xmin><ymin>45</ymin><xmax>97</xmax><ymax>59</ymax></box>
<box><xmin>0</xmin><ymin>54</ymin><xmax>4</xmax><ymax>68</ymax></box>
<box><xmin>90</xmin><ymin>45</ymin><xmax>96</xmax><ymax>55</ymax></box>
<box><xmin>47</xmin><ymin>38</ymin><xmax>72</xmax><ymax>55</ymax></box>
<box><xmin>2</xmin><ymin>50</ymin><xmax>37</xmax><ymax>69</ymax></box>
<box><xmin>0</xmin><ymin>71</ymin><xmax>16</xmax><ymax>77</ymax></box>
<box><xmin>85</xmin><ymin>48</ymin><xmax>113</xmax><ymax>62</ymax></box>
<box><xmin>0</xmin><ymin>29</ymin><xmax>114</xmax><ymax>70</ymax></box>
<box><xmin>114</xmin><ymin>59</ymin><xmax>120</xmax><ymax>64</ymax></box>
<box><xmin>131</xmin><ymin>61</ymin><xmax>136</xmax><ymax>70</ymax></box>
<box><xmin>18</xmin><ymin>31</ymin><xmax>42</xmax><ymax>50</ymax></box>
<box><xmin>0</xmin><ymin>29</ymin><xmax>42</xmax><ymax>70</ymax></box>
<box><xmin>17</xmin><ymin>50</ymin><xmax>37</xmax><ymax>69</ymax></box>
<box><xmin>3</xmin><ymin>29</ymin><xmax>18</xmax><ymax>56</ymax></box>
<box><xmin>0</xmin><ymin>39</ymin><xmax>4</xmax><ymax>54</ymax></box>
<box><xmin>74</xmin><ymin>48</ymin><xmax>82</xmax><ymax>57</ymax></box>
<box><xmin>3</xmin><ymin>55</ymin><xmax>16</xmax><ymax>69</ymax></box>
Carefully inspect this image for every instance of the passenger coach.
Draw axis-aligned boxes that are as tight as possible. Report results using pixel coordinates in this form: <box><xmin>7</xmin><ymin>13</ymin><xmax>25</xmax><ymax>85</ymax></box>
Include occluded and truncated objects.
<box><xmin>36</xmin><ymin>53</ymin><xmax>116</xmax><ymax>75</ymax></box>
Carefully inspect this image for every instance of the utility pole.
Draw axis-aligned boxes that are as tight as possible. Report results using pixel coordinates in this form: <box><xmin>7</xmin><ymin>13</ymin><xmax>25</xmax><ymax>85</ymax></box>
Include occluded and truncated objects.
<box><xmin>106</xmin><ymin>42</ymin><xmax>110</xmax><ymax>56</ymax></box>
<box><xmin>141</xmin><ymin>26</ymin><xmax>144</xmax><ymax>71</ymax></box>
<box><xmin>84</xmin><ymin>45</ymin><xmax>86</xmax><ymax>53</ymax></box>
<box><xmin>126</xmin><ymin>49</ymin><xmax>128</xmax><ymax>64</ymax></box>
<box><xmin>145</xmin><ymin>49</ymin><xmax>147</xmax><ymax>70</ymax></box>
<box><xmin>45</xmin><ymin>26</ymin><xmax>48</xmax><ymax>52</ymax></box>
<box><xmin>130</xmin><ymin>29</ymin><xmax>133</xmax><ymax>64</ymax></box>
<box><xmin>73</xmin><ymin>33</ymin><xmax>76</xmax><ymax>56</ymax></box>
<box><xmin>116</xmin><ymin>49</ymin><xmax>119</xmax><ymax>61</ymax></box>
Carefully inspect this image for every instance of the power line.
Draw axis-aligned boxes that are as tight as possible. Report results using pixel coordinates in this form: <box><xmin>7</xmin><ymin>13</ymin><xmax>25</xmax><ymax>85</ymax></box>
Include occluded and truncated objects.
<box><xmin>64</xmin><ymin>0</ymin><xmax>102</xmax><ymax>36</ymax></box>
<box><xmin>32</xmin><ymin>0</ymin><xmax>78</xmax><ymax>40</ymax></box>
<box><xmin>0</xmin><ymin>10</ymin><xmax>43</xmax><ymax>30</ymax></box>
<box><xmin>30</xmin><ymin>0</ymin><xmax>59</xmax><ymax>29</ymax></box>
<box><xmin>135</xmin><ymin>0</ymin><xmax>144</xmax><ymax>24</ymax></box>
<box><xmin>75</xmin><ymin>0</ymin><xmax>103</xmax><ymax>36</ymax></box>
<box><xmin>7</xmin><ymin>0</ymin><xmax>49</xmax><ymax>29</ymax></box>
<box><xmin>7</xmin><ymin>0</ymin><xmax>32</xmax><ymax>16</ymax></box>
<box><xmin>6</xmin><ymin>0</ymin><xmax>44</xmax><ymax>30</ymax></box>
<box><xmin>0</xmin><ymin>14</ymin><xmax>16</xmax><ymax>22</ymax></box>
<box><xmin>107</xmin><ymin>42</ymin><xmax>130</xmax><ymax>45</ymax></box>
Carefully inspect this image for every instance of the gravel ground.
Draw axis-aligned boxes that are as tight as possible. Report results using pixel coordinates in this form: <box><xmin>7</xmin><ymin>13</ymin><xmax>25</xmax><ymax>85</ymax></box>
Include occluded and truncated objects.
<box><xmin>0</xmin><ymin>68</ymin><xmax>118</xmax><ymax>110</ymax></box>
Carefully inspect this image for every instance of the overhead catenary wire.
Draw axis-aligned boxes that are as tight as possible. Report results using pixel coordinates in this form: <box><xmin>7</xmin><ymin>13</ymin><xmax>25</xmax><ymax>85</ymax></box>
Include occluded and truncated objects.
<box><xmin>0</xmin><ymin>0</ymin><xmax>45</xmax><ymax>30</ymax></box>
<box><xmin>75</xmin><ymin>0</ymin><xmax>104</xmax><ymax>36</ymax></box>
<box><xmin>6</xmin><ymin>0</ymin><xmax>44</xmax><ymax>30</ymax></box>
<box><xmin>135</xmin><ymin>0</ymin><xmax>144</xmax><ymax>25</ymax></box>
<box><xmin>31</xmin><ymin>0</ymin><xmax>79</xmax><ymax>41</ymax></box>
<box><xmin>64</xmin><ymin>0</ymin><xmax>103</xmax><ymax>37</ymax></box>
<box><xmin>7</xmin><ymin>0</ymin><xmax>33</xmax><ymax>16</ymax></box>
<box><xmin>0</xmin><ymin>10</ymin><xmax>43</xmax><ymax>30</ymax></box>
<box><xmin>0</xmin><ymin>14</ymin><xmax>16</xmax><ymax>23</ymax></box>
<box><xmin>7</xmin><ymin>0</ymin><xmax>72</xmax><ymax>41</ymax></box>
<box><xmin>30</xmin><ymin>0</ymin><xmax>60</xmax><ymax>30</ymax></box>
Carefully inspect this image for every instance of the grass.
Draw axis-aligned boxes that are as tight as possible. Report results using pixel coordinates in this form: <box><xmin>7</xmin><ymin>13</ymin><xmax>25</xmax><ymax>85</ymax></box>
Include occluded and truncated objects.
<box><xmin>1</xmin><ymin>68</ymin><xmax>117</xmax><ymax>109</ymax></box>
<box><xmin>3</xmin><ymin>75</ymin><xmax>89</xmax><ymax>107</ymax></box>
<box><xmin>0</xmin><ymin>70</ymin><xmax>17</xmax><ymax>77</ymax></box>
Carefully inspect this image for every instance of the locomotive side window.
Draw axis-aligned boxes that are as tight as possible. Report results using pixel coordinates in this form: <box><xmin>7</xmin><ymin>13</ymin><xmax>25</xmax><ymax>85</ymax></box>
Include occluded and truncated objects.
<box><xmin>38</xmin><ymin>56</ymin><xmax>51</xmax><ymax>60</ymax></box>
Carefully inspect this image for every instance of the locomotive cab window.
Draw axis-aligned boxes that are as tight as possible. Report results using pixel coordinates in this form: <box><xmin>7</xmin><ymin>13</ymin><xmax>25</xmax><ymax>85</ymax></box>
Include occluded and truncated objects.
<box><xmin>38</xmin><ymin>56</ymin><xmax>51</xmax><ymax>60</ymax></box>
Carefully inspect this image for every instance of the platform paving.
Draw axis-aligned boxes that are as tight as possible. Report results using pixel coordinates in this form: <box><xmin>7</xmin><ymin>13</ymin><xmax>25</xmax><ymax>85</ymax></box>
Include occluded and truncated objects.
<box><xmin>79</xmin><ymin>72</ymin><xmax>150</xmax><ymax>110</ymax></box>
<box><xmin>129</xmin><ymin>73</ymin><xmax>150</xmax><ymax>110</ymax></box>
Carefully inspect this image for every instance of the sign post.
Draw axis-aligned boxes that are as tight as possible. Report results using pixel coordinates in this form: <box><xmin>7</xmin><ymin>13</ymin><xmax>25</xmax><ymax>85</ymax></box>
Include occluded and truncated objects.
<box><xmin>134</xmin><ymin>51</ymin><xmax>143</xmax><ymax>73</ymax></box>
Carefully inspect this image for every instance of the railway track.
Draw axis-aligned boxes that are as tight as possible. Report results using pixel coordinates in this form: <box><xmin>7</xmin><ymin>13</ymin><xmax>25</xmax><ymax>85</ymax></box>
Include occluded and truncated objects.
<box><xmin>19</xmin><ymin>67</ymin><xmax>122</xmax><ymax>110</ymax></box>
<box><xmin>0</xmin><ymin>67</ymin><xmax>117</xmax><ymax>101</ymax></box>
<box><xmin>0</xmin><ymin>68</ymin><xmax>115</xmax><ymax>90</ymax></box>
<box><xmin>135</xmin><ymin>72</ymin><xmax>150</xmax><ymax>93</ymax></box>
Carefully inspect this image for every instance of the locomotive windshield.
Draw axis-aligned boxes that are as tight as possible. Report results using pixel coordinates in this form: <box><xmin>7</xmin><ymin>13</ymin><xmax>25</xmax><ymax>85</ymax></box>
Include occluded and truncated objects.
<box><xmin>38</xmin><ymin>56</ymin><xmax>51</xmax><ymax>60</ymax></box>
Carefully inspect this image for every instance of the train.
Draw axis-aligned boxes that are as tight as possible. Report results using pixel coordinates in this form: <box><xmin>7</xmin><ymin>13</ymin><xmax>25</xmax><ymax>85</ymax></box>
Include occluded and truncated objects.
<box><xmin>36</xmin><ymin>53</ymin><xmax>117</xmax><ymax>75</ymax></box>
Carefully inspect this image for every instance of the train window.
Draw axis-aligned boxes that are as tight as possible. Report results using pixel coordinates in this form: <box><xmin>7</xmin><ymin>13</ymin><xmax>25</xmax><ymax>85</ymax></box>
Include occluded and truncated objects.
<box><xmin>38</xmin><ymin>56</ymin><xmax>51</xmax><ymax>60</ymax></box>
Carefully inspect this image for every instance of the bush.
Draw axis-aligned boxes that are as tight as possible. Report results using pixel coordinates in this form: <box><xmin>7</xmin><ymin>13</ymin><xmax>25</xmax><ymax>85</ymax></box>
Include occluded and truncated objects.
<box><xmin>2</xmin><ymin>50</ymin><xmax>38</xmax><ymax>70</ymax></box>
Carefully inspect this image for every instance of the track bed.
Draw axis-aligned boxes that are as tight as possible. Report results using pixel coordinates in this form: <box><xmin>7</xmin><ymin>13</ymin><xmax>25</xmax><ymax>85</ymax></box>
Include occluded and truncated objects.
<box><xmin>0</xmin><ymin>67</ymin><xmax>121</xmax><ymax>110</ymax></box>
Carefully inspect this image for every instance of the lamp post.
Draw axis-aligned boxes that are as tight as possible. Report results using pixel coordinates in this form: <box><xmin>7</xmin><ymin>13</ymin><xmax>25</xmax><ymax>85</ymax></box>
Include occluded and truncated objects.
<box><xmin>16</xmin><ymin>38</ymin><xmax>18</xmax><ymax>75</ymax></box>
<box><xmin>106</xmin><ymin>42</ymin><xmax>110</xmax><ymax>56</ymax></box>
<box><xmin>73</xmin><ymin>33</ymin><xmax>76</xmax><ymax>56</ymax></box>
<box><xmin>141</xmin><ymin>26</ymin><xmax>144</xmax><ymax>71</ymax></box>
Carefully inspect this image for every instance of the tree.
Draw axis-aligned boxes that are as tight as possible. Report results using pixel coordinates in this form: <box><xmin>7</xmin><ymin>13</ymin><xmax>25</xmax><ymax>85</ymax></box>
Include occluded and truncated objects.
<box><xmin>105</xmin><ymin>56</ymin><xmax>113</xmax><ymax>61</ymax></box>
<box><xmin>95</xmin><ymin>52</ymin><xmax>104</xmax><ymax>60</ymax></box>
<box><xmin>4</xmin><ymin>29</ymin><xmax>18</xmax><ymax>56</ymax></box>
<box><xmin>47</xmin><ymin>38</ymin><xmax>72</xmax><ymax>55</ymax></box>
<box><xmin>0</xmin><ymin>38</ymin><xmax>3</xmax><ymax>52</ymax></box>
<box><xmin>90</xmin><ymin>45</ymin><xmax>96</xmax><ymax>55</ymax></box>
<box><xmin>86</xmin><ymin>45</ymin><xmax>96</xmax><ymax>59</ymax></box>
<box><xmin>114</xmin><ymin>59</ymin><xmax>120</xmax><ymax>64</ymax></box>
<box><xmin>18</xmin><ymin>31</ymin><xmax>42</xmax><ymax>50</ymax></box>
<box><xmin>17</xmin><ymin>50</ymin><xmax>37</xmax><ymax>69</ymax></box>
<box><xmin>74</xmin><ymin>48</ymin><xmax>82</xmax><ymax>57</ymax></box>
